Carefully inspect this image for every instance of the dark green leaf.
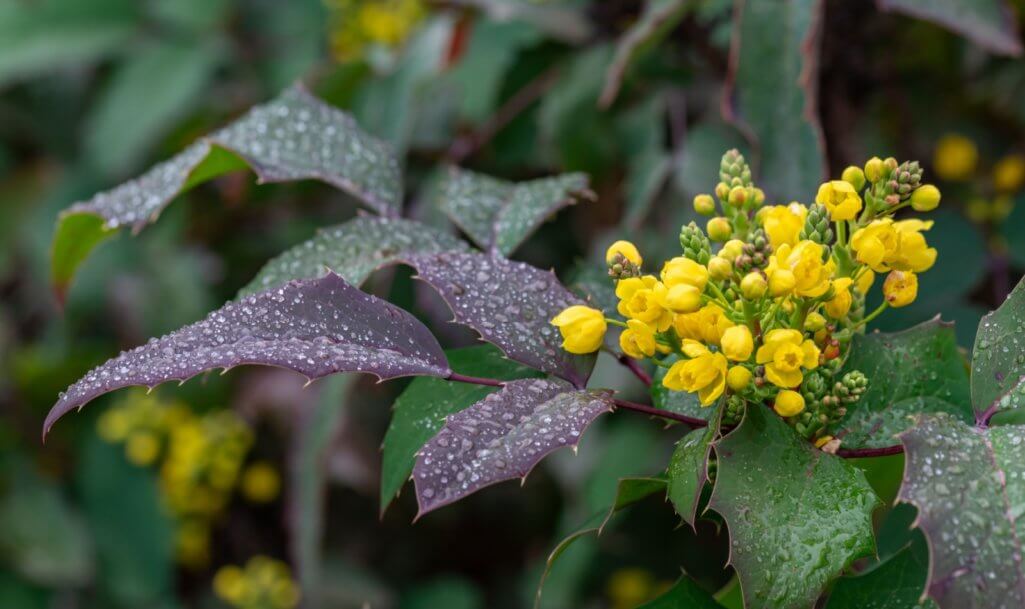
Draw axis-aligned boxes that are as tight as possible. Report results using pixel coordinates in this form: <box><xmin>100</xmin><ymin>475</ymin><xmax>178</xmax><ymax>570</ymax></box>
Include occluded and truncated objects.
<box><xmin>667</xmin><ymin>426</ymin><xmax>715</xmax><ymax>526</ymax></box>
<box><xmin>724</xmin><ymin>0</ymin><xmax>825</xmax><ymax>202</ymax></box>
<box><xmin>380</xmin><ymin>345</ymin><xmax>541</xmax><ymax>512</ymax></box>
<box><xmin>831</xmin><ymin>319</ymin><xmax>972</xmax><ymax>449</ymax></box>
<box><xmin>972</xmin><ymin>276</ymin><xmax>1025</xmax><ymax>421</ymax></box>
<box><xmin>824</xmin><ymin>536</ymin><xmax>935</xmax><ymax>609</ymax></box>
<box><xmin>898</xmin><ymin>414</ymin><xmax>1025</xmax><ymax>608</ymax></box>
<box><xmin>637</xmin><ymin>575</ymin><xmax>724</xmax><ymax>609</ymax></box>
<box><xmin>617</xmin><ymin>96</ymin><xmax>671</xmax><ymax>229</ymax></box>
<box><xmin>709</xmin><ymin>404</ymin><xmax>879</xmax><ymax>609</ymax></box>
<box><xmin>878</xmin><ymin>0</ymin><xmax>1022</xmax><ymax>56</ymax></box>
<box><xmin>401</xmin><ymin>576</ymin><xmax>483</xmax><ymax>609</ymax></box>
<box><xmin>450</xmin><ymin>20</ymin><xmax>542</xmax><ymax>124</ymax></box>
<box><xmin>673</xmin><ymin>121</ymin><xmax>748</xmax><ymax>199</ymax></box>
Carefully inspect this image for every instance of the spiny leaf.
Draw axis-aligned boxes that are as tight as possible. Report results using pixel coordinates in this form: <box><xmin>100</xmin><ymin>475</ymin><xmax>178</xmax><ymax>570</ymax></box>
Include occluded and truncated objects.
<box><xmin>51</xmin><ymin>84</ymin><xmax>402</xmax><ymax>297</ymax></box>
<box><xmin>413</xmin><ymin>379</ymin><xmax>614</xmax><ymax>516</ymax></box>
<box><xmin>240</xmin><ymin>216</ymin><xmax>470</xmax><ymax>297</ymax></box>
<box><xmin>380</xmin><ymin>345</ymin><xmax>542</xmax><ymax>513</ymax></box>
<box><xmin>972</xmin><ymin>277</ymin><xmax>1025</xmax><ymax>421</ymax></box>
<box><xmin>878</xmin><ymin>0</ymin><xmax>1022</xmax><ymax>56</ymax></box>
<box><xmin>667</xmin><ymin>426</ymin><xmax>715</xmax><ymax>527</ymax></box>
<box><xmin>709</xmin><ymin>404</ymin><xmax>879</xmax><ymax>609</ymax></box>
<box><xmin>407</xmin><ymin>251</ymin><xmax>596</xmax><ymax>388</ymax></box>
<box><xmin>824</xmin><ymin>535</ymin><xmax>935</xmax><ymax>609</ymax></box>
<box><xmin>44</xmin><ymin>273</ymin><xmax>449</xmax><ymax>437</ymax></box>
<box><xmin>637</xmin><ymin>575</ymin><xmax>725</xmax><ymax>609</ymax></box>
<box><xmin>897</xmin><ymin>413</ymin><xmax>1025</xmax><ymax>608</ymax></box>
<box><xmin>831</xmin><ymin>319</ymin><xmax>972</xmax><ymax>449</ymax></box>
<box><xmin>723</xmin><ymin>0</ymin><xmax>826</xmax><ymax>202</ymax></box>
<box><xmin>437</xmin><ymin>167</ymin><xmax>591</xmax><ymax>256</ymax></box>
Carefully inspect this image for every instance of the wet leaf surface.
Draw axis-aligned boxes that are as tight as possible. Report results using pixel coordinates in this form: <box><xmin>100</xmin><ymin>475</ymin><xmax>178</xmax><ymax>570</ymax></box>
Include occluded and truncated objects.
<box><xmin>667</xmin><ymin>426</ymin><xmax>715</xmax><ymax>527</ymax></box>
<box><xmin>972</xmin><ymin>278</ymin><xmax>1025</xmax><ymax>420</ymax></box>
<box><xmin>824</xmin><ymin>535</ymin><xmax>935</xmax><ymax>609</ymax></box>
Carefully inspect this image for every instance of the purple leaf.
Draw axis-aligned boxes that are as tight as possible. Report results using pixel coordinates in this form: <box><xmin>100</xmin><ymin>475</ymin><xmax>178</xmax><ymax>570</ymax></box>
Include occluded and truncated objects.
<box><xmin>878</xmin><ymin>0</ymin><xmax>1022</xmax><ymax>57</ymax></box>
<box><xmin>44</xmin><ymin>273</ymin><xmax>449</xmax><ymax>437</ymax></box>
<box><xmin>413</xmin><ymin>379</ymin><xmax>613</xmax><ymax>516</ymax></box>
<box><xmin>406</xmin><ymin>251</ymin><xmax>596</xmax><ymax>387</ymax></box>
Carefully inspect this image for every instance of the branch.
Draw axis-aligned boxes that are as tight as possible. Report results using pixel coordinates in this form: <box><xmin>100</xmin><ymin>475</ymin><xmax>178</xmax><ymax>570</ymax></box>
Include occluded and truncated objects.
<box><xmin>612</xmin><ymin>398</ymin><xmax>707</xmax><ymax>427</ymax></box>
<box><xmin>617</xmin><ymin>355</ymin><xmax>653</xmax><ymax>386</ymax></box>
<box><xmin>446</xmin><ymin>372</ymin><xmax>505</xmax><ymax>387</ymax></box>
<box><xmin>834</xmin><ymin>444</ymin><xmax>903</xmax><ymax>459</ymax></box>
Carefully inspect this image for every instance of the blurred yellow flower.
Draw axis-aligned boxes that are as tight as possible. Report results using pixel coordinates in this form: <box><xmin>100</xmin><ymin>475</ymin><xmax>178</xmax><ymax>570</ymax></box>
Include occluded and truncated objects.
<box><xmin>933</xmin><ymin>134</ymin><xmax>977</xmax><ymax>181</ymax></box>
<box><xmin>241</xmin><ymin>462</ymin><xmax>282</xmax><ymax>504</ymax></box>
<box><xmin>993</xmin><ymin>154</ymin><xmax>1025</xmax><ymax>193</ymax></box>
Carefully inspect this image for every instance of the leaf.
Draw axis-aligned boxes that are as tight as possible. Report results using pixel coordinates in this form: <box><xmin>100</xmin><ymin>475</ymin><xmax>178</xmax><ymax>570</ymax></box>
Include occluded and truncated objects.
<box><xmin>637</xmin><ymin>576</ymin><xmax>724</xmax><ymax>609</ymax></box>
<box><xmin>723</xmin><ymin>0</ymin><xmax>826</xmax><ymax>202</ymax></box>
<box><xmin>709</xmin><ymin>404</ymin><xmax>879</xmax><ymax>609</ymax></box>
<box><xmin>84</xmin><ymin>39</ymin><xmax>221</xmax><ymax>175</ymax></box>
<box><xmin>401</xmin><ymin>576</ymin><xmax>483</xmax><ymax>609</ymax></box>
<box><xmin>436</xmin><ymin>166</ymin><xmax>591</xmax><ymax>256</ymax></box>
<box><xmin>567</xmin><ymin>263</ymin><xmax>618</xmax><ymax>316</ymax></box>
<box><xmin>380</xmin><ymin>345</ymin><xmax>542</xmax><ymax>512</ymax></box>
<box><xmin>897</xmin><ymin>414</ymin><xmax>1025</xmax><ymax>608</ymax></box>
<box><xmin>831</xmin><ymin>319</ymin><xmax>972</xmax><ymax>449</ymax></box>
<box><xmin>449</xmin><ymin>20</ymin><xmax>542</xmax><ymax>124</ymax></box>
<box><xmin>288</xmin><ymin>374</ymin><xmax>357</xmax><ymax>607</ymax></box>
<box><xmin>652</xmin><ymin>356</ymin><xmax>716</xmax><ymax>422</ymax></box>
<box><xmin>459</xmin><ymin>0</ymin><xmax>593</xmax><ymax>44</ymax></box>
<box><xmin>413</xmin><ymin>378</ymin><xmax>614</xmax><ymax>516</ymax></box>
<box><xmin>617</xmin><ymin>96</ymin><xmax>672</xmax><ymax>229</ymax></box>
<box><xmin>535</xmin><ymin>476</ymin><xmax>668</xmax><ymax>608</ymax></box>
<box><xmin>51</xmin><ymin>85</ymin><xmax>402</xmax><ymax>296</ymax></box>
<box><xmin>972</xmin><ymin>277</ymin><xmax>1025</xmax><ymax>421</ymax></box>
<box><xmin>667</xmin><ymin>426</ymin><xmax>715</xmax><ymax>527</ymax></box>
<box><xmin>673</xmin><ymin>121</ymin><xmax>748</xmax><ymax>198</ymax></box>
<box><xmin>824</xmin><ymin>536</ymin><xmax>934</xmax><ymax>609</ymax></box>
<box><xmin>878</xmin><ymin>0</ymin><xmax>1022</xmax><ymax>56</ymax></box>
<box><xmin>599</xmin><ymin>0</ymin><xmax>691</xmax><ymax>108</ymax></box>
<box><xmin>44</xmin><ymin>273</ymin><xmax>450</xmax><ymax>436</ymax></box>
<box><xmin>407</xmin><ymin>251</ymin><xmax>596</xmax><ymax>387</ymax></box>
<box><xmin>240</xmin><ymin>216</ymin><xmax>471</xmax><ymax>297</ymax></box>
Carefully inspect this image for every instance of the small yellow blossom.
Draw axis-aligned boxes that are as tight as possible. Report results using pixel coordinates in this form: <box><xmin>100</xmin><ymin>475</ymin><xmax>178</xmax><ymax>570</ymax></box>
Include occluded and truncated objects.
<box><xmin>606</xmin><ymin>240</ymin><xmax>642</xmax><ymax>266</ymax></box>
<box><xmin>726</xmin><ymin>366</ymin><xmax>752</xmax><ymax>392</ymax></box>
<box><xmin>674</xmin><ymin>304</ymin><xmax>735</xmax><ymax>346</ymax></box>
<box><xmin>994</xmin><ymin>154</ymin><xmax>1025</xmax><ymax>193</ymax></box>
<box><xmin>740</xmin><ymin>272</ymin><xmax>767</xmax><ymax>299</ymax></box>
<box><xmin>241</xmin><ymin>462</ymin><xmax>281</xmax><ymax>504</ymax></box>
<box><xmin>551</xmin><ymin>306</ymin><xmax>607</xmax><ymax>354</ymax></box>
<box><xmin>774</xmin><ymin>390</ymin><xmax>806</xmax><ymax>417</ymax></box>
<box><xmin>933</xmin><ymin>134</ymin><xmax>977</xmax><ymax>181</ymax></box>
<box><xmin>756</xmin><ymin>329</ymin><xmax>820</xmax><ymax>388</ymax></box>
<box><xmin>620</xmin><ymin>320</ymin><xmax>657</xmax><ymax>359</ymax></box>
<box><xmin>851</xmin><ymin>218</ymin><xmax>936</xmax><ymax>273</ymax></box>
<box><xmin>804</xmin><ymin>311</ymin><xmax>827</xmax><ymax>332</ymax></box>
<box><xmin>662</xmin><ymin>341</ymin><xmax>728</xmax><ymax>405</ymax></box>
<box><xmin>654</xmin><ymin>282</ymin><xmax>702</xmax><ymax>314</ymax></box>
<box><xmin>706</xmin><ymin>217</ymin><xmax>732</xmax><ymax>242</ymax></box>
<box><xmin>693</xmin><ymin>193</ymin><xmax>717</xmax><ymax>215</ymax></box>
<box><xmin>816</xmin><ymin>180</ymin><xmax>862</xmax><ymax>221</ymax></box>
<box><xmin>841</xmin><ymin>166</ymin><xmax>866</xmax><ymax>190</ymax></box>
<box><xmin>708</xmin><ymin>256</ymin><xmax>732</xmax><ymax>280</ymax></box>
<box><xmin>766</xmin><ymin>241</ymin><xmax>832</xmax><ymax>298</ymax></box>
<box><xmin>721</xmin><ymin>325</ymin><xmax>754</xmax><ymax>362</ymax></box>
<box><xmin>719</xmin><ymin>239</ymin><xmax>745</xmax><ymax>261</ymax></box>
<box><xmin>855</xmin><ymin>269</ymin><xmax>875</xmax><ymax>295</ymax></box>
<box><xmin>125</xmin><ymin>431</ymin><xmax>161</xmax><ymax>466</ymax></box>
<box><xmin>759</xmin><ymin>203</ymin><xmax>807</xmax><ymax>249</ymax></box>
<box><xmin>824</xmin><ymin>277</ymin><xmax>854</xmax><ymax>319</ymax></box>
<box><xmin>910</xmin><ymin>184</ymin><xmax>941</xmax><ymax>212</ymax></box>
<box><xmin>864</xmin><ymin>156</ymin><xmax>885</xmax><ymax>183</ymax></box>
<box><xmin>661</xmin><ymin>257</ymin><xmax>709</xmax><ymax>291</ymax></box>
<box><xmin>883</xmin><ymin>271</ymin><xmax>918</xmax><ymax>307</ymax></box>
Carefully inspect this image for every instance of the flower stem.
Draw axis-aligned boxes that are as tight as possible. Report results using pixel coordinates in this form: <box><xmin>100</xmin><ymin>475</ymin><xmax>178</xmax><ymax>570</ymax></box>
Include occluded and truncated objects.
<box><xmin>852</xmin><ymin>301</ymin><xmax>888</xmax><ymax>329</ymax></box>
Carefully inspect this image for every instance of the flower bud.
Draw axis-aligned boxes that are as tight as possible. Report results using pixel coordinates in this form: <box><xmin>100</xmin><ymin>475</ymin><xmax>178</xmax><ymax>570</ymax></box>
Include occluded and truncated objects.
<box><xmin>706</xmin><ymin>217</ymin><xmax>732</xmax><ymax>242</ymax></box>
<box><xmin>804</xmin><ymin>311</ymin><xmax>827</xmax><ymax>332</ymax></box>
<box><xmin>774</xmin><ymin>390</ymin><xmax>806</xmax><ymax>417</ymax></box>
<box><xmin>751</xmin><ymin>187</ymin><xmax>766</xmax><ymax>206</ymax></box>
<box><xmin>910</xmin><ymin>184</ymin><xmax>941</xmax><ymax>212</ymax></box>
<box><xmin>727</xmin><ymin>366</ymin><xmax>752</xmax><ymax>392</ymax></box>
<box><xmin>883</xmin><ymin>271</ymin><xmax>918</xmax><ymax>307</ymax></box>
<box><xmin>841</xmin><ymin>166</ymin><xmax>866</xmax><ymax>190</ymax></box>
<box><xmin>708</xmin><ymin>256</ymin><xmax>732</xmax><ymax>280</ymax></box>
<box><xmin>721</xmin><ymin>326</ymin><xmax>754</xmax><ymax>361</ymax></box>
<box><xmin>719</xmin><ymin>239</ymin><xmax>745</xmax><ymax>262</ymax></box>
<box><xmin>605</xmin><ymin>240</ymin><xmax>642</xmax><ymax>266</ymax></box>
<box><xmin>728</xmin><ymin>186</ymin><xmax>747</xmax><ymax>208</ymax></box>
<box><xmin>864</xmin><ymin>157</ymin><xmax>885</xmax><ymax>183</ymax></box>
<box><xmin>715</xmin><ymin>182</ymin><xmax>730</xmax><ymax>201</ymax></box>
<box><xmin>740</xmin><ymin>272</ymin><xmax>767</xmax><ymax>299</ymax></box>
<box><xmin>551</xmin><ymin>306</ymin><xmax>607</xmax><ymax>353</ymax></box>
<box><xmin>693</xmin><ymin>193</ymin><xmax>717</xmax><ymax>216</ymax></box>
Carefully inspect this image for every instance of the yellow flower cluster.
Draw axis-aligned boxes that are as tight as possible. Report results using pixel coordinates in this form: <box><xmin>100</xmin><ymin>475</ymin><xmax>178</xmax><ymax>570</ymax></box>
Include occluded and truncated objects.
<box><xmin>97</xmin><ymin>391</ymin><xmax>280</xmax><ymax>568</ymax></box>
<box><xmin>933</xmin><ymin>132</ymin><xmax>1024</xmax><ymax>225</ymax></box>
<box><xmin>327</xmin><ymin>0</ymin><xmax>425</xmax><ymax>61</ymax></box>
<box><xmin>213</xmin><ymin>556</ymin><xmax>300</xmax><ymax>609</ymax></box>
<box><xmin>551</xmin><ymin>151</ymin><xmax>941</xmax><ymax>434</ymax></box>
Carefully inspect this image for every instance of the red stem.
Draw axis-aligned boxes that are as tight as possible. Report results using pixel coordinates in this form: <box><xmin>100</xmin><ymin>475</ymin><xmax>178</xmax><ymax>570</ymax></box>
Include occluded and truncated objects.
<box><xmin>611</xmin><ymin>398</ymin><xmax>707</xmax><ymax>427</ymax></box>
<box><xmin>834</xmin><ymin>444</ymin><xmax>904</xmax><ymax>458</ymax></box>
<box><xmin>446</xmin><ymin>372</ymin><xmax>505</xmax><ymax>387</ymax></box>
<box><xmin>617</xmin><ymin>356</ymin><xmax>653</xmax><ymax>386</ymax></box>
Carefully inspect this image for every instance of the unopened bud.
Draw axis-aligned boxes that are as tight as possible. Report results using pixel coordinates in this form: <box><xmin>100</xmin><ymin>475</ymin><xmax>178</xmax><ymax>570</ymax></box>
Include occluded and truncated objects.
<box><xmin>864</xmin><ymin>157</ymin><xmax>885</xmax><ymax>183</ymax></box>
<box><xmin>741</xmin><ymin>272</ymin><xmax>767</xmax><ymax>299</ymax></box>
<box><xmin>842</xmin><ymin>166</ymin><xmax>866</xmax><ymax>190</ymax></box>
<box><xmin>708</xmin><ymin>256</ymin><xmax>732</xmax><ymax>280</ymax></box>
<box><xmin>694</xmin><ymin>193</ymin><xmax>717</xmax><ymax>216</ymax></box>
<box><xmin>707</xmin><ymin>217</ymin><xmax>732</xmax><ymax>242</ymax></box>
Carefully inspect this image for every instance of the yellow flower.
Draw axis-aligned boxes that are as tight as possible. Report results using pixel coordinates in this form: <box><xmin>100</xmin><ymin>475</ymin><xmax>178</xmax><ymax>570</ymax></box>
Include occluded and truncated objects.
<box><xmin>824</xmin><ymin>277</ymin><xmax>854</xmax><ymax>319</ymax></box>
<box><xmin>891</xmin><ymin>220</ymin><xmax>937</xmax><ymax>272</ymax></box>
<box><xmin>241</xmin><ymin>462</ymin><xmax>281</xmax><ymax>504</ymax></box>
<box><xmin>815</xmin><ymin>180</ymin><xmax>862</xmax><ymax>221</ymax></box>
<box><xmin>707</xmin><ymin>217</ymin><xmax>732</xmax><ymax>242</ymax></box>
<box><xmin>620</xmin><ymin>320</ymin><xmax>657</xmax><ymax>359</ymax></box>
<box><xmin>616</xmin><ymin>275</ymin><xmax>658</xmax><ymax>308</ymax></box>
<box><xmin>213</xmin><ymin>565</ymin><xmax>246</xmax><ymax>604</ymax></box>
<box><xmin>774</xmin><ymin>390</ymin><xmax>806</xmax><ymax>417</ymax></box>
<box><xmin>661</xmin><ymin>257</ymin><xmax>709</xmax><ymax>291</ymax></box>
<box><xmin>721</xmin><ymin>325</ymin><xmax>754</xmax><ymax>361</ymax></box>
<box><xmin>740</xmin><ymin>272</ymin><xmax>767</xmax><ymax>299</ymax></box>
<box><xmin>842</xmin><ymin>166</ymin><xmax>866</xmax><ymax>190</ymax></box>
<box><xmin>125</xmin><ymin>431</ymin><xmax>161</xmax><ymax>466</ymax></box>
<box><xmin>606</xmin><ymin>240</ymin><xmax>642</xmax><ymax>266</ymax></box>
<box><xmin>674</xmin><ymin>304</ymin><xmax>735</xmax><ymax>346</ymax></box>
<box><xmin>933</xmin><ymin>134</ymin><xmax>977</xmax><ymax>181</ymax></box>
<box><xmin>662</xmin><ymin>341</ymin><xmax>728</xmax><ymax>405</ymax></box>
<box><xmin>759</xmin><ymin>203</ymin><xmax>807</xmax><ymax>249</ymax></box>
<box><xmin>851</xmin><ymin>218</ymin><xmax>935</xmax><ymax>273</ymax></box>
<box><xmin>855</xmin><ymin>269</ymin><xmax>875</xmax><ymax>295</ymax></box>
<box><xmin>707</xmin><ymin>256</ymin><xmax>732</xmax><ymax>280</ymax></box>
<box><xmin>883</xmin><ymin>271</ymin><xmax>918</xmax><ymax>307</ymax></box>
<box><xmin>726</xmin><ymin>366</ymin><xmax>752</xmax><ymax>392</ymax></box>
<box><xmin>624</xmin><ymin>288</ymin><xmax>674</xmax><ymax>330</ymax></box>
<box><xmin>551</xmin><ymin>306</ymin><xmax>607</xmax><ymax>353</ymax></box>
<box><xmin>994</xmin><ymin>154</ymin><xmax>1025</xmax><ymax>193</ymax></box>
<box><xmin>765</xmin><ymin>240</ymin><xmax>832</xmax><ymax>298</ymax></box>
<box><xmin>653</xmin><ymin>282</ymin><xmax>702</xmax><ymax>314</ymax></box>
<box><xmin>910</xmin><ymin>184</ymin><xmax>941</xmax><ymax>212</ymax></box>
<box><xmin>804</xmin><ymin>311</ymin><xmax>827</xmax><ymax>332</ymax></box>
<box><xmin>756</xmin><ymin>329</ymin><xmax>820</xmax><ymax>388</ymax></box>
<box><xmin>719</xmin><ymin>239</ymin><xmax>745</xmax><ymax>262</ymax></box>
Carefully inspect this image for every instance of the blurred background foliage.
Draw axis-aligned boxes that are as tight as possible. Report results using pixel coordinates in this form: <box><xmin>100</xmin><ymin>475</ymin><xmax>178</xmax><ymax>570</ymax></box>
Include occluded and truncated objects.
<box><xmin>1</xmin><ymin>0</ymin><xmax>1024</xmax><ymax>607</ymax></box>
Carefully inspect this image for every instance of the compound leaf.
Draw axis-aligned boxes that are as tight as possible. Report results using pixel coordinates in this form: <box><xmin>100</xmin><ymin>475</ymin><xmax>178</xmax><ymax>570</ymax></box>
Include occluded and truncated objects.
<box><xmin>709</xmin><ymin>404</ymin><xmax>879</xmax><ymax>609</ymax></box>
<box><xmin>240</xmin><ymin>216</ymin><xmax>470</xmax><ymax>296</ymax></box>
<box><xmin>437</xmin><ymin>167</ymin><xmax>591</xmax><ymax>256</ymax></box>
<box><xmin>832</xmin><ymin>319</ymin><xmax>972</xmax><ymax>449</ymax></box>
<box><xmin>413</xmin><ymin>379</ymin><xmax>614</xmax><ymax>516</ymax></box>
<box><xmin>44</xmin><ymin>273</ymin><xmax>449</xmax><ymax>436</ymax></box>
<box><xmin>407</xmin><ymin>251</ymin><xmax>596</xmax><ymax>387</ymax></box>
<box><xmin>897</xmin><ymin>414</ymin><xmax>1025</xmax><ymax>608</ymax></box>
<box><xmin>972</xmin><ymin>277</ymin><xmax>1025</xmax><ymax>421</ymax></box>
<box><xmin>878</xmin><ymin>0</ymin><xmax>1022</xmax><ymax>56</ymax></box>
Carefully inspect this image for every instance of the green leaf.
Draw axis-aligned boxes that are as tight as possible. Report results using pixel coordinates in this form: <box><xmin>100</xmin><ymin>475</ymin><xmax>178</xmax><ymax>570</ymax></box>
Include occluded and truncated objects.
<box><xmin>831</xmin><ymin>319</ymin><xmax>972</xmax><ymax>449</ymax></box>
<box><xmin>449</xmin><ymin>20</ymin><xmax>542</xmax><ymax>124</ymax></box>
<box><xmin>401</xmin><ymin>576</ymin><xmax>483</xmax><ymax>609</ymax></box>
<box><xmin>83</xmin><ymin>39</ymin><xmax>222</xmax><ymax>175</ymax></box>
<box><xmin>878</xmin><ymin>0</ymin><xmax>1022</xmax><ymax>56</ymax></box>
<box><xmin>667</xmin><ymin>426</ymin><xmax>715</xmax><ymax>527</ymax></box>
<box><xmin>50</xmin><ymin>212</ymin><xmax>117</xmax><ymax>303</ymax></box>
<box><xmin>437</xmin><ymin>167</ymin><xmax>591</xmax><ymax>256</ymax></box>
<box><xmin>51</xmin><ymin>85</ymin><xmax>402</xmax><ymax>295</ymax></box>
<box><xmin>535</xmin><ymin>477</ymin><xmax>668</xmax><ymax>609</ymax></box>
<box><xmin>824</xmin><ymin>537</ymin><xmax>935</xmax><ymax>609</ymax></box>
<box><xmin>637</xmin><ymin>575</ymin><xmax>724</xmax><ymax>609</ymax></box>
<box><xmin>0</xmin><ymin>459</ymin><xmax>92</xmax><ymax>587</ymax></box>
<box><xmin>972</xmin><ymin>276</ymin><xmax>1025</xmax><ymax>421</ymax></box>
<box><xmin>0</xmin><ymin>0</ymin><xmax>138</xmax><ymax>86</ymax></box>
<box><xmin>724</xmin><ymin>0</ymin><xmax>825</xmax><ymax>202</ymax></box>
<box><xmin>652</xmin><ymin>355</ymin><xmax>716</xmax><ymax>422</ymax></box>
<box><xmin>617</xmin><ymin>96</ymin><xmax>672</xmax><ymax>229</ymax></box>
<box><xmin>898</xmin><ymin>414</ymin><xmax>1025</xmax><ymax>607</ymax></box>
<box><xmin>709</xmin><ymin>404</ymin><xmax>879</xmax><ymax>609</ymax></box>
<box><xmin>289</xmin><ymin>374</ymin><xmax>358</xmax><ymax>607</ymax></box>
<box><xmin>379</xmin><ymin>345</ymin><xmax>541</xmax><ymax>512</ymax></box>
<box><xmin>0</xmin><ymin>571</ymin><xmax>49</xmax><ymax>609</ymax></box>
<box><xmin>240</xmin><ymin>216</ymin><xmax>470</xmax><ymax>297</ymax></box>
<box><xmin>599</xmin><ymin>0</ymin><xmax>691</xmax><ymax>108</ymax></box>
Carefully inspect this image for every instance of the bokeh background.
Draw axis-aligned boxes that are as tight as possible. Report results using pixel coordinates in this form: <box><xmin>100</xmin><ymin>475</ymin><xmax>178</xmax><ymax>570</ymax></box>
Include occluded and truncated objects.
<box><xmin>1</xmin><ymin>0</ymin><xmax>1024</xmax><ymax>608</ymax></box>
